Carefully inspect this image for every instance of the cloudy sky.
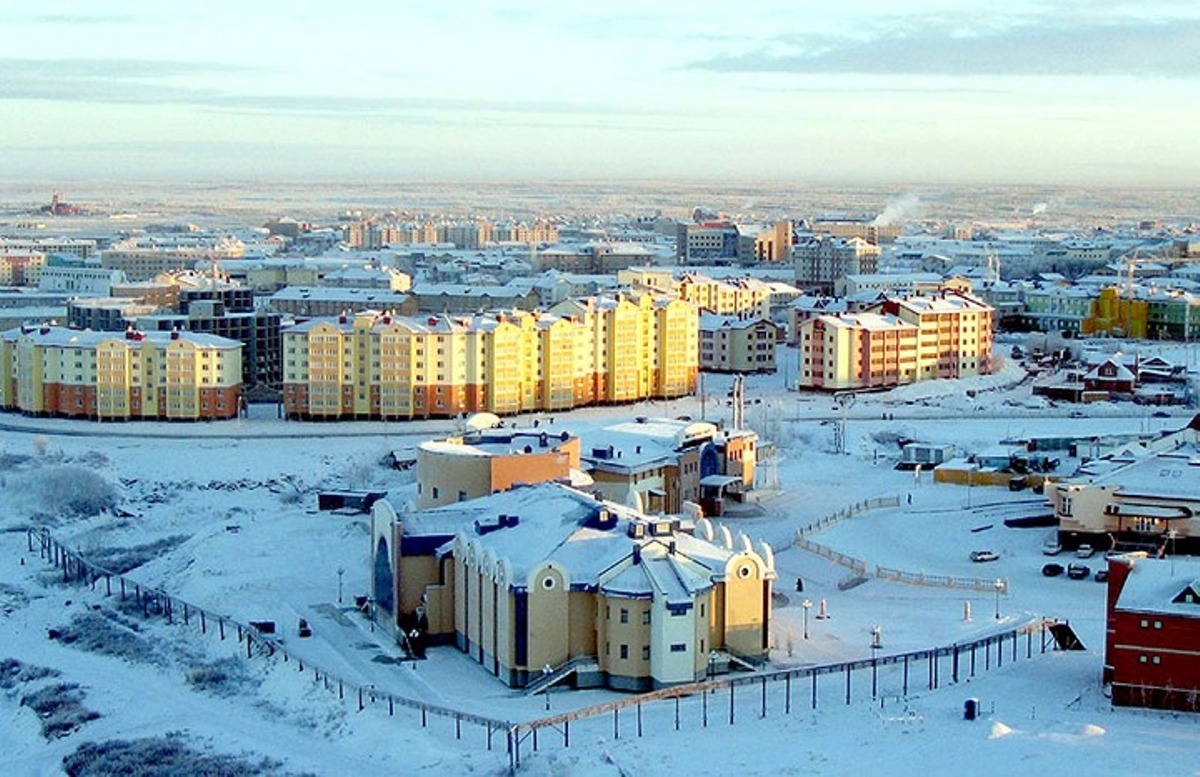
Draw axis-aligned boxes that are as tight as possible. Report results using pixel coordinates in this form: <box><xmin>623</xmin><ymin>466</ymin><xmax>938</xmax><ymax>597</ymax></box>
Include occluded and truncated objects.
<box><xmin>2</xmin><ymin>1</ymin><xmax>1197</xmax><ymax>185</ymax></box>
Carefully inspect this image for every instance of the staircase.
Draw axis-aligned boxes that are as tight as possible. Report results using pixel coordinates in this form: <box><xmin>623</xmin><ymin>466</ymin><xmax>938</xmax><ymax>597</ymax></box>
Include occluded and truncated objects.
<box><xmin>522</xmin><ymin>655</ymin><xmax>598</xmax><ymax>696</ymax></box>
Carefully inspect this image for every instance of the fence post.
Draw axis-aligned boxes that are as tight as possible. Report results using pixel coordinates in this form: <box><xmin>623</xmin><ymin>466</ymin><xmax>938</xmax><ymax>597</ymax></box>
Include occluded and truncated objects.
<box><xmin>703</xmin><ymin>688</ymin><xmax>708</xmax><ymax>727</ymax></box>
<box><xmin>845</xmin><ymin>664</ymin><xmax>851</xmax><ymax>705</ymax></box>
<box><xmin>903</xmin><ymin>655</ymin><xmax>909</xmax><ymax>696</ymax></box>
<box><xmin>730</xmin><ymin>683</ymin><xmax>736</xmax><ymax>725</ymax></box>
<box><xmin>952</xmin><ymin>646</ymin><xmax>959</xmax><ymax>683</ymax></box>
<box><xmin>675</xmin><ymin>696</ymin><xmax>681</xmax><ymax>730</ymax></box>
<box><xmin>812</xmin><ymin>671</ymin><xmax>817</xmax><ymax>709</ymax></box>
<box><xmin>613</xmin><ymin>707</ymin><xmax>619</xmax><ymax>739</ymax></box>
<box><xmin>637</xmin><ymin>702</ymin><xmax>643</xmax><ymax>737</ymax></box>
<box><xmin>872</xmin><ymin>659</ymin><xmax>878</xmax><ymax>698</ymax></box>
<box><xmin>564</xmin><ymin>719</ymin><xmax>569</xmax><ymax>748</ymax></box>
<box><xmin>785</xmin><ymin>673</ymin><xmax>791</xmax><ymax>715</ymax></box>
<box><xmin>761</xmin><ymin>676</ymin><xmax>767</xmax><ymax>718</ymax></box>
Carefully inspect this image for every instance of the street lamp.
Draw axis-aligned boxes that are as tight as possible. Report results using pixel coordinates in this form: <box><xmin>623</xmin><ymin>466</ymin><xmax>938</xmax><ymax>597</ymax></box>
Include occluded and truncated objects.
<box><xmin>994</xmin><ymin>579</ymin><xmax>1004</xmax><ymax>620</ymax></box>
<box><xmin>543</xmin><ymin>664</ymin><xmax>553</xmax><ymax>711</ymax></box>
<box><xmin>337</xmin><ymin>567</ymin><xmax>345</xmax><ymax>604</ymax></box>
<box><xmin>802</xmin><ymin>598</ymin><xmax>812</xmax><ymax>639</ymax></box>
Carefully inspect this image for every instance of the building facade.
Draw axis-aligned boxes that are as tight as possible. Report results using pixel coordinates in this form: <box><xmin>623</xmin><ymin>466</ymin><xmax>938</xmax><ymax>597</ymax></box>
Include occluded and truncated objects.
<box><xmin>793</xmin><ymin>237</ymin><xmax>881</xmax><ymax>294</ymax></box>
<box><xmin>281</xmin><ymin>293</ymin><xmax>698</xmax><ymax>420</ymax></box>
<box><xmin>0</xmin><ymin>325</ymin><xmax>242</xmax><ymax>420</ymax></box>
<box><xmin>698</xmin><ymin>314</ymin><xmax>779</xmax><ymax>373</ymax></box>
<box><xmin>798</xmin><ymin>312</ymin><xmax>918</xmax><ymax>390</ymax></box>
<box><xmin>369</xmin><ymin>483</ymin><xmax>775</xmax><ymax>691</ymax></box>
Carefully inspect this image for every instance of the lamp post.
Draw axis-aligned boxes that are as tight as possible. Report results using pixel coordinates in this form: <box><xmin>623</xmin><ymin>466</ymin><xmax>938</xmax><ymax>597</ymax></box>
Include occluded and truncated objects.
<box><xmin>994</xmin><ymin>579</ymin><xmax>1004</xmax><ymax>620</ymax></box>
<box><xmin>543</xmin><ymin>664</ymin><xmax>553</xmax><ymax>711</ymax></box>
<box><xmin>337</xmin><ymin>567</ymin><xmax>345</xmax><ymax>604</ymax></box>
<box><xmin>802</xmin><ymin>598</ymin><xmax>812</xmax><ymax>639</ymax></box>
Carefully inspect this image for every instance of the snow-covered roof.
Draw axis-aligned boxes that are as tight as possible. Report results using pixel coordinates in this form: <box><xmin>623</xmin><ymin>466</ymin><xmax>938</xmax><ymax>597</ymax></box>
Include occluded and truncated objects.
<box><xmin>1115</xmin><ymin>556</ymin><xmax>1200</xmax><ymax>618</ymax></box>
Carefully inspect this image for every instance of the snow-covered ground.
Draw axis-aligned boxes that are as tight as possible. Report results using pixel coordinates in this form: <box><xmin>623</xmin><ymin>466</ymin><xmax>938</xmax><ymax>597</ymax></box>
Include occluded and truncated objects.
<box><xmin>2</xmin><ymin>343</ymin><xmax>1199</xmax><ymax>774</ymax></box>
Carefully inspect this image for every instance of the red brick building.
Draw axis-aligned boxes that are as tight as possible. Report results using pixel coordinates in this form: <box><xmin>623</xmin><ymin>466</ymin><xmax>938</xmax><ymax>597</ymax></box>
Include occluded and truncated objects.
<box><xmin>1104</xmin><ymin>554</ymin><xmax>1200</xmax><ymax>712</ymax></box>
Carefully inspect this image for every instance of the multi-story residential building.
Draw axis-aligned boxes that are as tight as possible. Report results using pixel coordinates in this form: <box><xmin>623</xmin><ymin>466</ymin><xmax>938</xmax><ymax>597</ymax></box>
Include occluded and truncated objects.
<box><xmin>281</xmin><ymin>293</ymin><xmax>698</xmax><ymax>420</ymax></box>
<box><xmin>37</xmin><ymin>265</ymin><xmax>126</xmax><ymax>296</ymax></box>
<box><xmin>0</xmin><ymin>238</ymin><xmax>96</xmax><ymax>261</ymax></box>
<box><xmin>810</xmin><ymin>214</ymin><xmax>903</xmax><ymax>244</ymax></box>
<box><xmin>879</xmin><ymin>291</ymin><xmax>994</xmax><ymax>381</ymax></box>
<box><xmin>322</xmin><ymin>266</ymin><xmax>412</xmax><ymax>292</ymax></box>
<box><xmin>135</xmin><ymin>303</ymin><xmax>282</xmax><ymax>388</ymax></box>
<box><xmin>750</xmin><ymin>221</ymin><xmax>793</xmax><ymax>263</ymax></box>
<box><xmin>794</xmin><ymin>236</ymin><xmax>881</xmax><ymax>294</ymax></box>
<box><xmin>676</xmin><ymin>222</ymin><xmax>741</xmax><ymax>264</ymax></box>
<box><xmin>410</xmin><ymin>283</ymin><xmax>540</xmax><ymax>314</ymax></box>
<box><xmin>415</xmin><ymin>427</ymin><xmax>581</xmax><ymax>509</ymax></box>
<box><xmin>1103</xmin><ymin>554</ymin><xmax>1200</xmax><ymax>712</ymax></box>
<box><xmin>698</xmin><ymin>314</ymin><xmax>779</xmax><ymax>374</ymax></box>
<box><xmin>798</xmin><ymin>312</ymin><xmax>918</xmax><ymax>390</ymax></box>
<box><xmin>100</xmin><ymin>236</ymin><xmax>244</xmax><ymax>281</ymax></box>
<box><xmin>0</xmin><ymin>250</ymin><xmax>47</xmax><ymax>287</ymax></box>
<box><xmin>266</xmin><ymin>287</ymin><xmax>417</xmax><ymax>318</ymax></box>
<box><xmin>0</xmin><ymin>325</ymin><xmax>242</xmax><ymax>420</ymax></box>
<box><xmin>677</xmin><ymin>274</ymin><xmax>771</xmax><ymax>320</ymax></box>
<box><xmin>369</xmin><ymin>482</ymin><xmax>775</xmax><ymax>690</ymax></box>
<box><xmin>67</xmin><ymin>298</ymin><xmax>162</xmax><ymax>331</ymax></box>
<box><xmin>834</xmin><ymin>272</ymin><xmax>957</xmax><ymax>298</ymax></box>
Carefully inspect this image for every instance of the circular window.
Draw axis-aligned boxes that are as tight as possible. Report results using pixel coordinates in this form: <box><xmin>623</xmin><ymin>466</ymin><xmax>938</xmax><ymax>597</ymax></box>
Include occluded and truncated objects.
<box><xmin>542</xmin><ymin>576</ymin><xmax>557</xmax><ymax>591</ymax></box>
<box><xmin>737</xmin><ymin>564</ymin><xmax>753</xmax><ymax>580</ymax></box>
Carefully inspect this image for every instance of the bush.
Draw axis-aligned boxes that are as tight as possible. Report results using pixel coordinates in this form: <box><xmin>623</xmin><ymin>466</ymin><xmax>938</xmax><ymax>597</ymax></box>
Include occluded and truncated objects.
<box><xmin>85</xmin><ymin>535</ymin><xmax>190</xmax><ymax>575</ymax></box>
<box><xmin>185</xmin><ymin>657</ymin><xmax>259</xmax><ymax>697</ymax></box>
<box><xmin>20</xmin><ymin>682</ymin><xmax>100</xmax><ymax>739</ymax></box>
<box><xmin>52</xmin><ymin>611</ymin><xmax>158</xmax><ymax>665</ymax></box>
<box><xmin>0</xmin><ymin>657</ymin><xmax>60</xmax><ymax>690</ymax></box>
<box><xmin>63</xmin><ymin>733</ymin><xmax>295</xmax><ymax>777</ymax></box>
<box><xmin>33</xmin><ymin>466</ymin><xmax>118</xmax><ymax>517</ymax></box>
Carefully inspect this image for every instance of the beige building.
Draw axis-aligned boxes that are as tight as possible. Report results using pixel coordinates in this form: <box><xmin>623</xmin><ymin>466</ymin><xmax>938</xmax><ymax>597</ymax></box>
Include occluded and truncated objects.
<box><xmin>0</xmin><ymin>325</ymin><xmax>242</xmax><ymax>420</ymax></box>
<box><xmin>794</xmin><ymin>236</ymin><xmax>881</xmax><ymax>294</ymax></box>
<box><xmin>0</xmin><ymin>250</ymin><xmax>47</xmax><ymax>286</ymax></box>
<box><xmin>698</xmin><ymin>314</ymin><xmax>779</xmax><ymax>373</ymax></box>
<box><xmin>798</xmin><ymin>312</ymin><xmax>918</xmax><ymax>390</ymax></box>
<box><xmin>370</xmin><ymin>482</ymin><xmax>775</xmax><ymax>690</ymax></box>
<box><xmin>879</xmin><ymin>291</ymin><xmax>994</xmax><ymax>381</ymax></box>
<box><xmin>1047</xmin><ymin>427</ymin><xmax>1200</xmax><ymax>555</ymax></box>
<box><xmin>415</xmin><ymin>427</ymin><xmax>581</xmax><ymax>509</ymax></box>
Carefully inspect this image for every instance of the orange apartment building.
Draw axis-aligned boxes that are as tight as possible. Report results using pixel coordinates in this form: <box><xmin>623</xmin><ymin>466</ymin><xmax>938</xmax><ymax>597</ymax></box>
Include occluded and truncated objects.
<box><xmin>0</xmin><ymin>325</ymin><xmax>243</xmax><ymax>420</ymax></box>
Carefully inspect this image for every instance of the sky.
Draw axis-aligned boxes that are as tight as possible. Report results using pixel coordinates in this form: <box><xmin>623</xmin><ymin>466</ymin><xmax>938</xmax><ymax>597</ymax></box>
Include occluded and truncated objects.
<box><xmin>1</xmin><ymin>1</ymin><xmax>1198</xmax><ymax>186</ymax></box>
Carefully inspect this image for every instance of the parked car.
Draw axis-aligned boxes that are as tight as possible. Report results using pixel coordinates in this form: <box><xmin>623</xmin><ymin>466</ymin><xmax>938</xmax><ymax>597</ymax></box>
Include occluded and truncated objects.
<box><xmin>1067</xmin><ymin>563</ymin><xmax>1091</xmax><ymax>580</ymax></box>
<box><xmin>1094</xmin><ymin>569</ymin><xmax>1109</xmax><ymax>583</ymax></box>
<box><xmin>970</xmin><ymin>550</ymin><xmax>999</xmax><ymax>563</ymax></box>
<box><xmin>1042</xmin><ymin>536</ymin><xmax>1063</xmax><ymax>556</ymax></box>
<box><xmin>1008</xmin><ymin>477</ymin><xmax>1028</xmax><ymax>492</ymax></box>
<box><xmin>1152</xmin><ymin>410</ymin><xmax>1170</xmax><ymax>418</ymax></box>
<box><xmin>1076</xmin><ymin>544</ymin><xmax>1095</xmax><ymax>559</ymax></box>
<box><xmin>1042</xmin><ymin>563</ymin><xmax>1065</xmax><ymax>577</ymax></box>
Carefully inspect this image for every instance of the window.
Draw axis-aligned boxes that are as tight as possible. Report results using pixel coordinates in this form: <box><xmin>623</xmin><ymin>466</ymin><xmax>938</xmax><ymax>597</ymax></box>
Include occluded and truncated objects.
<box><xmin>1152</xmin><ymin>656</ymin><xmax>1161</xmax><ymax>665</ymax></box>
<box><xmin>1154</xmin><ymin>620</ymin><xmax>1162</xmax><ymax>629</ymax></box>
<box><xmin>432</xmin><ymin>487</ymin><xmax>439</xmax><ymax>499</ymax></box>
<box><xmin>670</xmin><ymin>643</ymin><xmax>687</xmax><ymax>653</ymax></box>
<box><xmin>619</xmin><ymin>608</ymin><xmax>629</xmax><ymax>624</ymax></box>
<box><xmin>642</xmin><ymin>646</ymin><xmax>650</xmax><ymax>661</ymax></box>
<box><xmin>620</xmin><ymin>644</ymin><xmax>628</xmax><ymax>660</ymax></box>
<box><xmin>642</xmin><ymin>611</ymin><xmax>651</xmax><ymax>625</ymax></box>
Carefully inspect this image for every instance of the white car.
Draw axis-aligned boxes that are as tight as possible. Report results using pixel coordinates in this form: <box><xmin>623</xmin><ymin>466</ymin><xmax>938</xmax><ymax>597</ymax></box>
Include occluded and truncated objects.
<box><xmin>970</xmin><ymin>550</ymin><xmax>1000</xmax><ymax>563</ymax></box>
<box><xmin>1076</xmin><ymin>544</ymin><xmax>1095</xmax><ymax>559</ymax></box>
<box><xmin>1042</xmin><ymin>536</ymin><xmax>1063</xmax><ymax>556</ymax></box>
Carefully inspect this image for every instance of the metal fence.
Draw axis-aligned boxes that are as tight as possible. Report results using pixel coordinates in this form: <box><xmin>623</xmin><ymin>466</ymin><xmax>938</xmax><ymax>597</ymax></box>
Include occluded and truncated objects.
<box><xmin>507</xmin><ymin>618</ymin><xmax>1061</xmax><ymax>770</ymax></box>
<box><xmin>27</xmin><ymin>526</ymin><xmax>1048</xmax><ymax>773</ymax></box>
<box><xmin>794</xmin><ymin>498</ymin><xmax>1009</xmax><ymax>596</ymax></box>
<box><xmin>25</xmin><ymin>528</ymin><xmax>514</xmax><ymax>752</ymax></box>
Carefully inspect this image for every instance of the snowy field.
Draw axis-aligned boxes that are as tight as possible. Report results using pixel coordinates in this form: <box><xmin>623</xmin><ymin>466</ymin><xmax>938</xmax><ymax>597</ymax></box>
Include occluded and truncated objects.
<box><xmin>2</xmin><ymin>342</ymin><xmax>1199</xmax><ymax>775</ymax></box>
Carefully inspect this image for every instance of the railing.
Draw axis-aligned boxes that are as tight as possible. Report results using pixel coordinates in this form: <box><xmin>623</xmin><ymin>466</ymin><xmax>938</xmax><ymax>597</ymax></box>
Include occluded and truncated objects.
<box><xmin>506</xmin><ymin>618</ymin><xmax>1061</xmax><ymax>769</ymax></box>
<box><xmin>24</xmin><ymin>527</ymin><xmax>513</xmax><ymax>751</ymax></box>
<box><xmin>794</xmin><ymin>498</ymin><xmax>1009</xmax><ymax>595</ymax></box>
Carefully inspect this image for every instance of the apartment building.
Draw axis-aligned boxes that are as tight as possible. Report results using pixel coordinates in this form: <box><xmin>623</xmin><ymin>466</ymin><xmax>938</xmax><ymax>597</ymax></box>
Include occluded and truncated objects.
<box><xmin>794</xmin><ymin>236</ymin><xmax>881</xmax><ymax>294</ymax></box>
<box><xmin>0</xmin><ymin>325</ymin><xmax>242</xmax><ymax>420</ymax></box>
<box><xmin>0</xmin><ymin>250</ymin><xmax>47</xmax><ymax>287</ymax></box>
<box><xmin>369</xmin><ymin>482</ymin><xmax>775</xmax><ymax>690</ymax></box>
<box><xmin>0</xmin><ymin>238</ymin><xmax>96</xmax><ymax>261</ymax></box>
<box><xmin>100</xmin><ymin>236</ymin><xmax>244</xmax><ymax>281</ymax></box>
<box><xmin>879</xmin><ymin>291</ymin><xmax>994</xmax><ymax>381</ymax></box>
<box><xmin>798</xmin><ymin>312</ymin><xmax>918</xmax><ymax>390</ymax></box>
<box><xmin>281</xmin><ymin>293</ymin><xmax>698</xmax><ymax>420</ymax></box>
<box><xmin>698</xmin><ymin>314</ymin><xmax>779</xmax><ymax>374</ymax></box>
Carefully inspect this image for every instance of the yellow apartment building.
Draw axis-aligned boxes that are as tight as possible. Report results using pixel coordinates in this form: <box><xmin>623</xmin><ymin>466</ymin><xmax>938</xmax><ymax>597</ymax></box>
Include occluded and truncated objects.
<box><xmin>0</xmin><ymin>325</ymin><xmax>242</xmax><ymax>420</ymax></box>
<box><xmin>283</xmin><ymin>294</ymin><xmax>697</xmax><ymax>420</ymax></box>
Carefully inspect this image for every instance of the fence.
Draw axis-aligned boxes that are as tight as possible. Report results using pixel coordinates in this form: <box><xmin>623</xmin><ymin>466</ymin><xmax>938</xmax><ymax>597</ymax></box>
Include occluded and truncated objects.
<box><xmin>24</xmin><ymin>528</ymin><xmax>514</xmax><ymax>754</ymax></box>
<box><xmin>794</xmin><ymin>498</ymin><xmax>1009</xmax><ymax>596</ymax></box>
<box><xmin>506</xmin><ymin>618</ymin><xmax>1062</xmax><ymax>770</ymax></box>
<box><xmin>27</xmin><ymin>525</ymin><xmax>1044</xmax><ymax>773</ymax></box>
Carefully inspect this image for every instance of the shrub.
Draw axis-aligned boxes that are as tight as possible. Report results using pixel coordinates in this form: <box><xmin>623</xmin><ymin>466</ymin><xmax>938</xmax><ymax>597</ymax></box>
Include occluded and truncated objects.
<box><xmin>52</xmin><ymin>611</ymin><xmax>158</xmax><ymax>665</ymax></box>
<box><xmin>84</xmin><ymin>535</ymin><xmax>190</xmax><ymax>575</ymax></box>
<box><xmin>33</xmin><ymin>466</ymin><xmax>118</xmax><ymax>517</ymax></box>
<box><xmin>185</xmin><ymin>657</ymin><xmax>260</xmax><ymax>697</ymax></box>
<box><xmin>0</xmin><ymin>657</ymin><xmax>60</xmax><ymax>690</ymax></box>
<box><xmin>63</xmin><ymin>733</ymin><xmax>295</xmax><ymax>777</ymax></box>
<box><xmin>20</xmin><ymin>682</ymin><xmax>100</xmax><ymax>739</ymax></box>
